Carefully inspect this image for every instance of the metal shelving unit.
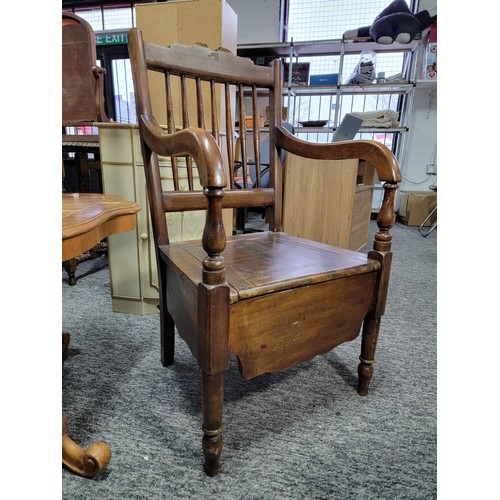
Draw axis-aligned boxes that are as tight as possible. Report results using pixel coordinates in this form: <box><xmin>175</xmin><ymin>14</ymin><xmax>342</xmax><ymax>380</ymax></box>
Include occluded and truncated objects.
<box><xmin>237</xmin><ymin>37</ymin><xmax>426</xmax><ymax>213</ymax></box>
<box><xmin>237</xmin><ymin>37</ymin><xmax>421</xmax><ymax>160</ymax></box>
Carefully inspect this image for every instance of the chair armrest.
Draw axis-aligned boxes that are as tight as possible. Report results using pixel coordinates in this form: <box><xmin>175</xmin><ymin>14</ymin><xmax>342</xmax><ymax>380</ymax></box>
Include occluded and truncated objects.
<box><xmin>139</xmin><ymin>113</ymin><xmax>227</xmax><ymax>188</ymax></box>
<box><xmin>274</xmin><ymin>124</ymin><xmax>400</xmax><ymax>253</ymax></box>
<box><xmin>272</xmin><ymin>125</ymin><xmax>401</xmax><ymax>183</ymax></box>
<box><xmin>139</xmin><ymin>113</ymin><xmax>227</xmax><ymax>278</ymax></box>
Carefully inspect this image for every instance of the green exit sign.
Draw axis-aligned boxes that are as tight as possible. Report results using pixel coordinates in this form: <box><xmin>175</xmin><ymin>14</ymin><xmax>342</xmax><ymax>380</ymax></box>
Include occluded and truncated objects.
<box><xmin>95</xmin><ymin>32</ymin><xmax>128</xmax><ymax>46</ymax></box>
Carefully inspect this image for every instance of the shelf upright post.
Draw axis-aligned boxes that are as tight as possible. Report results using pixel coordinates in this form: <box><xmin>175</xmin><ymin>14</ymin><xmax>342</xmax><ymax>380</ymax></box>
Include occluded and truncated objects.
<box><xmin>394</xmin><ymin>38</ymin><xmax>420</xmax><ymax>177</ymax></box>
<box><xmin>333</xmin><ymin>39</ymin><xmax>346</xmax><ymax>129</ymax></box>
<box><xmin>286</xmin><ymin>38</ymin><xmax>294</xmax><ymax>124</ymax></box>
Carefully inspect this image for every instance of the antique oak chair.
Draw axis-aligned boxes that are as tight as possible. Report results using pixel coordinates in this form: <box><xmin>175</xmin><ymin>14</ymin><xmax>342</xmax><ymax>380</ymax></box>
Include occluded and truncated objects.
<box><xmin>128</xmin><ymin>27</ymin><xmax>400</xmax><ymax>476</ymax></box>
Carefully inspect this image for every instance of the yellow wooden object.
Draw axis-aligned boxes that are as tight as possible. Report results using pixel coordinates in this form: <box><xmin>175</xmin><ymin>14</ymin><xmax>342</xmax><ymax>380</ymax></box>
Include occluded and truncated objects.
<box><xmin>283</xmin><ymin>154</ymin><xmax>374</xmax><ymax>251</ymax></box>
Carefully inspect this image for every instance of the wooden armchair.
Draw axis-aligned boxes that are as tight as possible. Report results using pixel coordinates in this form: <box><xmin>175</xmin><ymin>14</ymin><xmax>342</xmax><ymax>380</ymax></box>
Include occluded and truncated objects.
<box><xmin>128</xmin><ymin>27</ymin><xmax>401</xmax><ymax>476</ymax></box>
<box><xmin>62</xmin><ymin>11</ymin><xmax>108</xmax><ymax>127</ymax></box>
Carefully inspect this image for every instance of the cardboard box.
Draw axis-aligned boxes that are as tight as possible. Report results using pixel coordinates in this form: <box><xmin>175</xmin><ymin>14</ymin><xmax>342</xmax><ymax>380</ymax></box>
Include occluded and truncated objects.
<box><xmin>136</xmin><ymin>0</ymin><xmax>237</xmax><ymax>125</ymax></box>
<box><xmin>245</xmin><ymin>115</ymin><xmax>263</xmax><ymax>128</ymax></box>
<box><xmin>136</xmin><ymin>0</ymin><xmax>237</xmax><ymax>49</ymax></box>
<box><xmin>397</xmin><ymin>191</ymin><xmax>437</xmax><ymax>226</ymax></box>
<box><xmin>309</xmin><ymin>73</ymin><xmax>339</xmax><ymax>86</ymax></box>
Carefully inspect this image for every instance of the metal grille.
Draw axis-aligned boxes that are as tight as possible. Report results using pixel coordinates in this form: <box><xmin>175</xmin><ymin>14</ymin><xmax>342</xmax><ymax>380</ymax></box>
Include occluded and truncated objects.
<box><xmin>286</xmin><ymin>0</ymin><xmax>415</xmax><ymax>148</ymax></box>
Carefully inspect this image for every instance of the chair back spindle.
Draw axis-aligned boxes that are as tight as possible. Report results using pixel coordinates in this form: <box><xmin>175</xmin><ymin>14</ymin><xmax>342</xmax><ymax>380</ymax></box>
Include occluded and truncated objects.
<box><xmin>129</xmin><ymin>33</ymin><xmax>279</xmax><ymax>245</ymax></box>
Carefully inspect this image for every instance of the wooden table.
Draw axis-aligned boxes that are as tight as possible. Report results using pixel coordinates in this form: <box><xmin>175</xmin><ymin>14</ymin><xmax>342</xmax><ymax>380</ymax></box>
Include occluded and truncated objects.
<box><xmin>62</xmin><ymin>193</ymin><xmax>141</xmax><ymax>478</ymax></box>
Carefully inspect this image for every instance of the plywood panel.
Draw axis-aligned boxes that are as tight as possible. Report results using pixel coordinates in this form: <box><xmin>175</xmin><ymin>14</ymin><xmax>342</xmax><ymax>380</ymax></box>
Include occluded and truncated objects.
<box><xmin>283</xmin><ymin>154</ymin><xmax>358</xmax><ymax>249</ymax></box>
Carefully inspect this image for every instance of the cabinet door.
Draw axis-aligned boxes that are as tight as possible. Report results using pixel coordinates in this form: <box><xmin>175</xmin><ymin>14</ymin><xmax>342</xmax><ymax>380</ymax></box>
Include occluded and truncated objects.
<box><xmin>101</xmin><ymin>126</ymin><xmax>145</xmax><ymax>313</ymax></box>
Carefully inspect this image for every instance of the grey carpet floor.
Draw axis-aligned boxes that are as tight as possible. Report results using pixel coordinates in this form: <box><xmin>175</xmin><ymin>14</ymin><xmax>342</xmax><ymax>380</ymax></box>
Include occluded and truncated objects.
<box><xmin>62</xmin><ymin>220</ymin><xmax>436</xmax><ymax>499</ymax></box>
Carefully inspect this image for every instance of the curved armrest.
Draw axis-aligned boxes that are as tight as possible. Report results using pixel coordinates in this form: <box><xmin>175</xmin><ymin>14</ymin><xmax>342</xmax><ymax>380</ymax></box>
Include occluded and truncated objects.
<box><xmin>139</xmin><ymin>114</ymin><xmax>227</xmax><ymax>188</ymax></box>
<box><xmin>272</xmin><ymin>125</ymin><xmax>401</xmax><ymax>183</ymax></box>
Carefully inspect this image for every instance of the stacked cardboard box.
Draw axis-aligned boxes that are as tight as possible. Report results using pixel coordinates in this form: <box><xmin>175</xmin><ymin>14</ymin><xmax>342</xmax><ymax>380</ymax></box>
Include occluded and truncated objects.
<box><xmin>397</xmin><ymin>191</ymin><xmax>437</xmax><ymax>227</ymax></box>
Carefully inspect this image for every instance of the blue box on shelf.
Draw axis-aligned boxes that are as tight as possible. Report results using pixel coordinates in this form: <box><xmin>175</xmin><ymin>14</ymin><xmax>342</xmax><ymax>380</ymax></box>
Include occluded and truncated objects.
<box><xmin>309</xmin><ymin>73</ymin><xmax>338</xmax><ymax>85</ymax></box>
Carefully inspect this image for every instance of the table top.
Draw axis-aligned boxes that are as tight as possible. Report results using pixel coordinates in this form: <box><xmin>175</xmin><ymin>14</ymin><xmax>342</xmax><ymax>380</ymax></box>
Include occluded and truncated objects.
<box><xmin>62</xmin><ymin>193</ymin><xmax>141</xmax><ymax>261</ymax></box>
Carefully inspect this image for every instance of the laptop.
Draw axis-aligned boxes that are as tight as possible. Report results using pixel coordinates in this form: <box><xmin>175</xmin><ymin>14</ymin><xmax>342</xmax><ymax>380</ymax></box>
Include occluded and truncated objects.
<box><xmin>331</xmin><ymin>113</ymin><xmax>363</xmax><ymax>142</ymax></box>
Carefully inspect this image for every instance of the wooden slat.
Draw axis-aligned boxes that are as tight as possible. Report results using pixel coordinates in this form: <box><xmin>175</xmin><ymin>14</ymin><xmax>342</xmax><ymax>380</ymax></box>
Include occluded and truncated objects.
<box><xmin>165</xmin><ymin>72</ymin><xmax>179</xmax><ymax>190</ymax></box>
<box><xmin>225</xmin><ymin>83</ymin><xmax>235</xmax><ymax>186</ymax></box>
<box><xmin>238</xmin><ymin>84</ymin><xmax>248</xmax><ymax>188</ymax></box>
<box><xmin>180</xmin><ymin>74</ymin><xmax>194</xmax><ymax>190</ymax></box>
<box><xmin>62</xmin><ymin>134</ymin><xmax>99</xmax><ymax>145</ymax></box>
<box><xmin>210</xmin><ymin>80</ymin><xmax>220</xmax><ymax>143</ymax></box>
<box><xmin>251</xmin><ymin>85</ymin><xmax>261</xmax><ymax>188</ymax></box>
<box><xmin>196</xmin><ymin>77</ymin><xmax>205</xmax><ymax>128</ymax></box>
<box><xmin>163</xmin><ymin>189</ymin><xmax>275</xmax><ymax>212</ymax></box>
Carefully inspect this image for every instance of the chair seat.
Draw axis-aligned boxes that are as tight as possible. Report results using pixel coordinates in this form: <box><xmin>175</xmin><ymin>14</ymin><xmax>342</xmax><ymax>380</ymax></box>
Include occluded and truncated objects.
<box><xmin>162</xmin><ymin>232</ymin><xmax>381</xmax><ymax>379</ymax></box>
<box><xmin>162</xmin><ymin>231</ymin><xmax>380</xmax><ymax>303</ymax></box>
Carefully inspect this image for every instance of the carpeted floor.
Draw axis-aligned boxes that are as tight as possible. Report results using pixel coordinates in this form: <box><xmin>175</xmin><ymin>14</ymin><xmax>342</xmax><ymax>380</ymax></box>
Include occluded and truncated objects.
<box><xmin>62</xmin><ymin>219</ymin><xmax>437</xmax><ymax>499</ymax></box>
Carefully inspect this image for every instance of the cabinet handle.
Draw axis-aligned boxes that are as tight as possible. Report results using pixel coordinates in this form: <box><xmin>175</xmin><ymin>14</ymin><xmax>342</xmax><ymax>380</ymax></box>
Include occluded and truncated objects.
<box><xmin>140</xmin><ymin>233</ymin><xmax>148</xmax><ymax>241</ymax></box>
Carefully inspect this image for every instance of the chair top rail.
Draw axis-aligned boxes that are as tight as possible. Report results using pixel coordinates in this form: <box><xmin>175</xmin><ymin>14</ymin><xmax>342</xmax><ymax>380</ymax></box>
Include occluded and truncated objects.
<box><xmin>142</xmin><ymin>37</ymin><xmax>275</xmax><ymax>88</ymax></box>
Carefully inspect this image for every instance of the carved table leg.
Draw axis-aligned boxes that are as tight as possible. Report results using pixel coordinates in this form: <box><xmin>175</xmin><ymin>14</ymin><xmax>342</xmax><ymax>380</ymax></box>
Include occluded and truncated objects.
<box><xmin>63</xmin><ymin>258</ymin><xmax>77</xmax><ymax>286</ymax></box>
<box><xmin>62</xmin><ymin>416</ymin><xmax>111</xmax><ymax>478</ymax></box>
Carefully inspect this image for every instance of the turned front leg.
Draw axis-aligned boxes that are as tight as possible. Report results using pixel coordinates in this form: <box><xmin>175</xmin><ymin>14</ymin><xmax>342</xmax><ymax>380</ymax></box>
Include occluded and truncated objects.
<box><xmin>358</xmin><ymin>181</ymin><xmax>396</xmax><ymax>395</ymax></box>
<box><xmin>199</xmin><ymin>185</ymin><xmax>228</xmax><ymax>476</ymax></box>
<box><xmin>357</xmin><ymin>315</ymin><xmax>381</xmax><ymax>396</ymax></box>
<box><xmin>202</xmin><ymin>371</ymin><xmax>224</xmax><ymax>476</ymax></box>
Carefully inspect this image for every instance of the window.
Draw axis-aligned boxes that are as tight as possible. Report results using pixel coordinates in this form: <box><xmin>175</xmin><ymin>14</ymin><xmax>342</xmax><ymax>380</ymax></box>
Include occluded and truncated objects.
<box><xmin>64</xmin><ymin>3</ymin><xmax>135</xmax><ymax>31</ymax></box>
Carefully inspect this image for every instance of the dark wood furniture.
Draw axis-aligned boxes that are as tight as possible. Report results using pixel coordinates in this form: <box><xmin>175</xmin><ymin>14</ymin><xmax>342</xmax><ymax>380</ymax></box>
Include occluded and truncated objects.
<box><xmin>62</xmin><ymin>10</ymin><xmax>108</xmax><ymax>190</ymax></box>
<box><xmin>128</xmin><ymin>27</ymin><xmax>401</xmax><ymax>476</ymax></box>
<box><xmin>62</xmin><ymin>11</ymin><xmax>108</xmax><ymax>128</ymax></box>
<box><xmin>62</xmin><ymin>192</ymin><xmax>141</xmax><ymax>478</ymax></box>
<box><xmin>62</xmin><ymin>11</ymin><xmax>110</xmax><ymax>283</ymax></box>
<box><xmin>62</xmin><ymin>135</ymin><xmax>102</xmax><ymax>194</ymax></box>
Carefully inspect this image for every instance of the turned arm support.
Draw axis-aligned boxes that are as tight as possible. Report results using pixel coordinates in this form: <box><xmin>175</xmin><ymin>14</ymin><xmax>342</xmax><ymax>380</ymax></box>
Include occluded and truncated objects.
<box><xmin>139</xmin><ymin>113</ymin><xmax>227</xmax><ymax>284</ymax></box>
<box><xmin>273</xmin><ymin>125</ymin><xmax>400</xmax><ymax>252</ymax></box>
